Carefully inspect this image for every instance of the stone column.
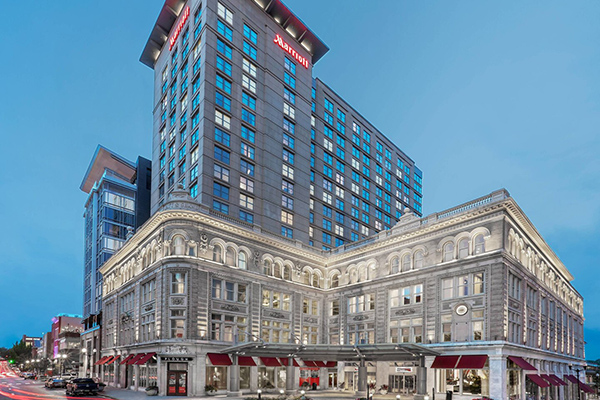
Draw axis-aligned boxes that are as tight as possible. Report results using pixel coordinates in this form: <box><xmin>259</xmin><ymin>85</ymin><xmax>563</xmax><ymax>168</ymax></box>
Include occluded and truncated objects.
<box><xmin>489</xmin><ymin>355</ymin><xmax>507</xmax><ymax>400</ymax></box>
<box><xmin>414</xmin><ymin>356</ymin><xmax>428</xmax><ymax>400</ymax></box>
<box><xmin>134</xmin><ymin>365</ymin><xmax>140</xmax><ymax>391</ymax></box>
<box><xmin>228</xmin><ymin>355</ymin><xmax>241</xmax><ymax>396</ymax></box>
<box><xmin>285</xmin><ymin>357</ymin><xmax>295</xmax><ymax>394</ymax></box>
<box><xmin>357</xmin><ymin>360</ymin><xmax>367</xmax><ymax>394</ymax></box>
<box><xmin>157</xmin><ymin>357</ymin><xmax>164</xmax><ymax>396</ymax></box>
<box><xmin>196</xmin><ymin>354</ymin><xmax>207</xmax><ymax>396</ymax></box>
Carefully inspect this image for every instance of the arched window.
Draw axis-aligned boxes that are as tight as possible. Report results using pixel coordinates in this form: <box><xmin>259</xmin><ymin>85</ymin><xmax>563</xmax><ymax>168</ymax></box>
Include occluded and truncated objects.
<box><xmin>226</xmin><ymin>248</ymin><xmax>235</xmax><ymax>266</ymax></box>
<box><xmin>359</xmin><ymin>267</ymin><xmax>368</xmax><ymax>282</ymax></box>
<box><xmin>349</xmin><ymin>269</ymin><xmax>358</xmax><ymax>284</ymax></box>
<box><xmin>263</xmin><ymin>260</ymin><xmax>272</xmax><ymax>276</ymax></box>
<box><xmin>401</xmin><ymin>254</ymin><xmax>411</xmax><ymax>272</ymax></box>
<box><xmin>274</xmin><ymin>263</ymin><xmax>282</xmax><ymax>278</ymax></box>
<box><xmin>474</xmin><ymin>235</ymin><xmax>485</xmax><ymax>254</ymax></box>
<box><xmin>303</xmin><ymin>272</ymin><xmax>310</xmax><ymax>285</ymax></box>
<box><xmin>238</xmin><ymin>252</ymin><xmax>247</xmax><ymax>269</ymax></box>
<box><xmin>390</xmin><ymin>257</ymin><xmax>400</xmax><ymax>274</ymax></box>
<box><xmin>458</xmin><ymin>238</ymin><xmax>469</xmax><ymax>259</ymax></box>
<box><xmin>213</xmin><ymin>245</ymin><xmax>222</xmax><ymax>263</ymax></box>
<box><xmin>414</xmin><ymin>250</ymin><xmax>424</xmax><ymax>269</ymax></box>
<box><xmin>173</xmin><ymin>236</ymin><xmax>185</xmax><ymax>255</ymax></box>
<box><xmin>312</xmin><ymin>273</ymin><xmax>320</xmax><ymax>288</ymax></box>
<box><xmin>443</xmin><ymin>242</ymin><xmax>454</xmax><ymax>262</ymax></box>
<box><xmin>331</xmin><ymin>274</ymin><xmax>339</xmax><ymax>288</ymax></box>
<box><xmin>282</xmin><ymin>265</ymin><xmax>291</xmax><ymax>280</ymax></box>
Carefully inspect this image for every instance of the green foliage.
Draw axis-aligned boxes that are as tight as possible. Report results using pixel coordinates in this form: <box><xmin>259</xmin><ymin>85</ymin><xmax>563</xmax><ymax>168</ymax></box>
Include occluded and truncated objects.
<box><xmin>7</xmin><ymin>341</ymin><xmax>32</xmax><ymax>365</ymax></box>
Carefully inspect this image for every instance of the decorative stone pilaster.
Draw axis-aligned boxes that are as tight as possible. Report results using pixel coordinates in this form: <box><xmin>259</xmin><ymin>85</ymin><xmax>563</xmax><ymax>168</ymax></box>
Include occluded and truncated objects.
<box><xmin>489</xmin><ymin>355</ymin><xmax>507</xmax><ymax>400</ymax></box>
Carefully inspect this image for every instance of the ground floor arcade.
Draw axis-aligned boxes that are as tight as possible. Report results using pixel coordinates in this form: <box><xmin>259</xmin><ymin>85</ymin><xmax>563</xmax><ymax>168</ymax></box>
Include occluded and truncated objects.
<box><xmin>97</xmin><ymin>343</ymin><xmax>590</xmax><ymax>399</ymax></box>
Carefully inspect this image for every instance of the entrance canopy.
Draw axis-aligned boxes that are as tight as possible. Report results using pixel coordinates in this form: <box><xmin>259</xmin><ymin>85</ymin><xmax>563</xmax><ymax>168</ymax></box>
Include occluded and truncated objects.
<box><xmin>219</xmin><ymin>342</ymin><xmax>439</xmax><ymax>362</ymax></box>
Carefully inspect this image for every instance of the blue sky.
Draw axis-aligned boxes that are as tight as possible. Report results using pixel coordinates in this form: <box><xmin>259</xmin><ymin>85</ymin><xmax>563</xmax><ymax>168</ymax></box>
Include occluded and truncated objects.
<box><xmin>0</xmin><ymin>1</ymin><xmax>599</xmax><ymax>358</ymax></box>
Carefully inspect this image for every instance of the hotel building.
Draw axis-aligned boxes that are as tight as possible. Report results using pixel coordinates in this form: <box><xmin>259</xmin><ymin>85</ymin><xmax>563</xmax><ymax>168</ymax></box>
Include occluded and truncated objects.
<box><xmin>98</xmin><ymin>189</ymin><xmax>587</xmax><ymax>399</ymax></box>
<box><xmin>140</xmin><ymin>0</ymin><xmax>423</xmax><ymax>250</ymax></box>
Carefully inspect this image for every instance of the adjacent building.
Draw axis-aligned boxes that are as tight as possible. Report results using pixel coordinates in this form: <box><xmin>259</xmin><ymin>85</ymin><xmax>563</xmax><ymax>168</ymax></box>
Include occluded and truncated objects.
<box><xmin>79</xmin><ymin>146</ymin><xmax>152</xmax><ymax>376</ymax></box>
<box><xmin>80</xmin><ymin>145</ymin><xmax>152</xmax><ymax>319</ymax></box>
<box><xmin>140</xmin><ymin>0</ymin><xmax>423</xmax><ymax>250</ymax></box>
<box><xmin>98</xmin><ymin>189</ymin><xmax>586</xmax><ymax>399</ymax></box>
<box><xmin>51</xmin><ymin>314</ymin><xmax>83</xmax><ymax>359</ymax></box>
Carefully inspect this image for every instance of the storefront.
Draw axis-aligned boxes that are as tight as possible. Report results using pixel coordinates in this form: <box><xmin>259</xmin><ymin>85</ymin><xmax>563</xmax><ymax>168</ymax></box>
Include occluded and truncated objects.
<box><xmin>389</xmin><ymin>366</ymin><xmax>417</xmax><ymax>394</ymax></box>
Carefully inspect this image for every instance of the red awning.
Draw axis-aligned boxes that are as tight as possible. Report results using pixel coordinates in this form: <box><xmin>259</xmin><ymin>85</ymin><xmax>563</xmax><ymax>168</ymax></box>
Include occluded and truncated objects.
<box><xmin>101</xmin><ymin>356</ymin><xmax>115</xmax><ymax>365</ymax></box>
<box><xmin>431</xmin><ymin>355</ymin><xmax>460</xmax><ymax>369</ymax></box>
<box><xmin>94</xmin><ymin>356</ymin><xmax>109</xmax><ymax>365</ymax></box>
<box><xmin>314</xmin><ymin>361</ymin><xmax>326</xmax><ymax>368</ymax></box>
<box><xmin>135</xmin><ymin>353</ymin><xmax>157</xmax><ymax>365</ymax></box>
<box><xmin>302</xmin><ymin>360</ymin><xmax>317</xmax><ymax>367</ymax></box>
<box><xmin>238</xmin><ymin>356</ymin><xmax>256</xmax><ymax>366</ymax></box>
<box><xmin>580</xmin><ymin>383</ymin><xmax>595</xmax><ymax>394</ymax></box>
<box><xmin>105</xmin><ymin>356</ymin><xmax>119</xmax><ymax>365</ymax></box>
<box><xmin>279</xmin><ymin>358</ymin><xmax>300</xmax><ymax>367</ymax></box>
<box><xmin>260</xmin><ymin>357</ymin><xmax>282</xmax><ymax>367</ymax></box>
<box><xmin>456</xmin><ymin>355</ymin><xmax>488</xmax><ymax>369</ymax></box>
<box><xmin>120</xmin><ymin>354</ymin><xmax>135</xmax><ymax>365</ymax></box>
<box><xmin>550</xmin><ymin>375</ymin><xmax>567</xmax><ymax>385</ymax></box>
<box><xmin>207</xmin><ymin>353</ymin><xmax>232</xmax><ymax>366</ymax></box>
<box><xmin>541</xmin><ymin>374</ymin><xmax>559</xmax><ymax>386</ymax></box>
<box><xmin>324</xmin><ymin>361</ymin><xmax>337</xmax><ymax>368</ymax></box>
<box><xmin>127</xmin><ymin>353</ymin><xmax>146</xmax><ymax>365</ymax></box>
<box><xmin>527</xmin><ymin>374</ymin><xmax>551</xmax><ymax>388</ymax></box>
<box><xmin>565</xmin><ymin>375</ymin><xmax>579</xmax><ymax>384</ymax></box>
<box><xmin>508</xmin><ymin>356</ymin><xmax>537</xmax><ymax>371</ymax></box>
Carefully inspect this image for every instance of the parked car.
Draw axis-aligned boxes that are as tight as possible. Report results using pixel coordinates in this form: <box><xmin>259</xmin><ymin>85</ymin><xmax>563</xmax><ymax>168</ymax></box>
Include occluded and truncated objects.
<box><xmin>45</xmin><ymin>377</ymin><xmax>66</xmax><ymax>389</ymax></box>
<box><xmin>23</xmin><ymin>373</ymin><xmax>37</xmax><ymax>380</ymax></box>
<box><xmin>66</xmin><ymin>378</ymin><xmax>99</xmax><ymax>396</ymax></box>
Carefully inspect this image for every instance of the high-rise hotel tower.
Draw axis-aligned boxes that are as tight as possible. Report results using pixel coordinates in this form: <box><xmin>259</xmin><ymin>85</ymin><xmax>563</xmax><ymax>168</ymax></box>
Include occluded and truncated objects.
<box><xmin>141</xmin><ymin>0</ymin><xmax>423</xmax><ymax>249</ymax></box>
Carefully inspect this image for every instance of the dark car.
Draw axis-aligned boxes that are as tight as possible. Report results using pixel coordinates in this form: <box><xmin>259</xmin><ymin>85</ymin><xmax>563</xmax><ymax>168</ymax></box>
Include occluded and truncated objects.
<box><xmin>66</xmin><ymin>378</ymin><xmax>99</xmax><ymax>396</ymax></box>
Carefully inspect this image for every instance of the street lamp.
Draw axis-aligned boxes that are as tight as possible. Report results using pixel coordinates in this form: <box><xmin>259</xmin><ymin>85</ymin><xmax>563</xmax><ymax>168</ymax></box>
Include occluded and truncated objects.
<box><xmin>257</xmin><ymin>389</ymin><xmax>262</xmax><ymax>400</ymax></box>
<box><xmin>595</xmin><ymin>373</ymin><xmax>599</xmax><ymax>399</ymax></box>
<box><xmin>569</xmin><ymin>364</ymin><xmax>587</xmax><ymax>400</ymax></box>
<box><xmin>300</xmin><ymin>389</ymin><xmax>306</xmax><ymax>400</ymax></box>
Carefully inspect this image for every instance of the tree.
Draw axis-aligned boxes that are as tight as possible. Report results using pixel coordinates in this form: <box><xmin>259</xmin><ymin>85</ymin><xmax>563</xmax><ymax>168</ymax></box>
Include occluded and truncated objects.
<box><xmin>7</xmin><ymin>341</ymin><xmax>33</xmax><ymax>366</ymax></box>
<box><xmin>0</xmin><ymin>347</ymin><xmax>9</xmax><ymax>359</ymax></box>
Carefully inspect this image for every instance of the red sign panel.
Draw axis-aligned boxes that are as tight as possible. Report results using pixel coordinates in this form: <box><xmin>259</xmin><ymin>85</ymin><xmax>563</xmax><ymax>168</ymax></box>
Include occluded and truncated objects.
<box><xmin>274</xmin><ymin>34</ymin><xmax>309</xmax><ymax>69</ymax></box>
<box><xmin>169</xmin><ymin>7</ymin><xmax>190</xmax><ymax>51</ymax></box>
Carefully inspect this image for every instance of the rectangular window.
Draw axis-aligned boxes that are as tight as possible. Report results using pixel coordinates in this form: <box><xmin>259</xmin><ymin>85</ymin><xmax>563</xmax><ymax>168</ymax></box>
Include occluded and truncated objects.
<box><xmin>213</xmin><ymin>164</ymin><xmax>229</xmax><ymax>182</ymax></box>
<box><xmin>243</xmin><ymin>41</ymin><xmax>257</xmax><ymax>60</ymax></box>
<box><xmin>216</xmin><ymin>75</ymin><xmax>232</xmax><ymax>94</ymax></box>
<box><xmin>217</xmin><ymin>2</ymin><xmax>233</xmax><ymax>25</ymax></box>
<box><xmin>215</xmin><ymin>110</ymin><xmax>231</xmax><ymax>129</ymax></box>
<box><xmin>216</xmin><ymin>39</ymin><xmax>232</xmax><ymax>59</ymax></box>
<box><xmin>217</xmin><ymin>20</ymin><xmax>233</xmax><ymax>41</ymax></box>
<box><xmin>239</xmin><ymin>193</ymin><xmax>254</xmax><ymax>210</ymax></box>
<box><xmin>241</xmin><ymin>142</ymin><xmax>255</xmax><ymax>159</ymax></box>
<box><xmin>216</xmin><ymin>55</ymin><xmax>232</xmax><ymax>76</ymax></box>
<box><xmin>213</xmin><ymin>182</ymin><xmax>229</xmax><ymax>200</ymax></box>
<box><xmin>242</xmin><ymin>58</ymin><xmax>257</xmax><ymax>77</ymax></box>
<box><xmin>242</xmin><ymin>92</ymin><xmax>256</xmax><ymax>110</ymax></box>
<box><xmin>240</xmin><ymin>159</ymin><xmax>255</xmax><ymax>176</ymax></box>
<box><xmin>215</xmin><ymin>91</ymin><xmax>231</xmax><ymax>111</ymax></box>
<box><xmin>284</xmin><ymin>72</ymin><xmax>296</xmax><ymax>89</ymax></box>
<box><xmin>284</xmin><ymin>88</ymin><xmax>295</xmax><ymax>104</ymax></box>
<box><xmin>284</xmin><ymin>57</ymin><xmax>296</xmax><ymax>75</ymax></box>
<box><xmin>243</xmin><ymin>24</ymin><xmax>258</xmax><ymax>44</ymax></box>
<box><xmin>241</xmin><ymin>109</ymin><xmax>256</xmax><ymax>126</ymax></box>
<box><xmin>242</xmin><ymin>75</ymin><xmax>256</xmax><ymax>93</ymax></box>
<box><xmin>213</xmin><ymin>200</ymin><xmax>229</xmax><ymax>214</ymax></box>
<box><xmin>240</xmin><ymin>176</ymin><xmax>254</xmax><ymax>193</ymax></box>
<box><xmin>214</xmin><ymin>146</ymin><xmax>230</xmax><ymax>164</ymax></box>
<box><xmin>241</xmin><ymin>126</ymin><xmax>255</xmax><ymax>143</ymax></box>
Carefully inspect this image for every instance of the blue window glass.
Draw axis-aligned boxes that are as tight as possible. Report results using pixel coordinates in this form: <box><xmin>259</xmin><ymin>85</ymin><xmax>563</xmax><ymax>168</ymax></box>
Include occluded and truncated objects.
<box><xmin>310</xmin><ymin>156</ymin><xmax>315</xmax><ymax>168</ymax></box>
<box><xmin>240</xmin><ymin>159</ymin><xmax>255</xmax><ymax>176</ymax></box>
<box><xmin>214</xmin><ymin>146</ymin><xmax>230</xmax><ymax>164</ymax></box>
<box><xmin>336</xmin><ymin>161</ymin><xmax>345</xmax><ymax>172</ymax></box>
<box><xmin>281</xmin><ymin>226</ymin><xmax>293</xmax><ymax>238</ymax></box>
<box><xmin>362</xmin><ymin>203</ymin><xmax>370</xmax><ymax>213</ymax></box>
<box><xmin>362</xmin><ymin>166</ymin><xmax>370</xmax><ymax>177</ymax></box>
<box><xmin>336</xmin><ymin>212</ymin><xmax>344</xmax><ymax>224</ymax></box>
<box><xmin>362</xmin><ymin>214</ymin><xmax>370</xmax><ymax>224</ymax></box>
<box><xmin>191</xmin><ymin>130</ymin><xmax>198</xmax><ymax>146</ymax></box>
<box><xmin>242</xmin><ymin>92</ymin><xmax>256</xmax><ymax>110</ymax></box>
<box><xmin>213</xmin><ymin>182</ymin><xmax>229</xmax><ymax>200</ymax></box>
<box><xmin>241</xmin><ymin>126</ymin><xmax>255</xmax><ymax>143</ymax></box>
<box><xmin>310</xmin><ymin>171</ymin><xmax>315</xmax><ymax>182</ymax></box>
<box><xmin>323</xmin><ymin>152</ymin><xmax>333</xmax><ymax>165</ymax></box>
<box><xmin>214</xmin><ymin>128</ymin><xmax>230</xmax><ymax>146</ymax></box>
<box><xmin>239</xmin><ymin>210</ymin><xmax>254</xmax><ymax>223</ymax></box>
<box><xmin>283</xmin><ymin>133</ymin><xmax>294</xmax><ymax>149</ymax></box>
<box><xmin>323</xmin><ymin>206</ymin><xmax>332</xmax><ymax>218</ymax></box>
<box><xmin>352</xmin><ymin>171</ymin><xmax>360</xmax><ymax>183</ymax></box>
<box><xmin>283</xmin><ymin>119</ymin><xmax>295</xmax><ymax>134</ymax></box>
<box><xmin>324</xmin><ymin>98</ymin><xmax>334</xmax><ymax>112</ymax></box>
<box><xmin>181</xmin><ymin>62</ymin><xmax>189</xmax><ymax>76</ymax></box>
<box><xmin>311</xmin><ymin>129</ymin><xmax>315</xmax><ymax>140</ymax></box>
<box><xmin>351</xmin><ymin>208</ymin><xmax>359</xmax><ymax>218</ymax></box>
<box><xmin>352</xmin><ymin>134</ymin><xmax>360</xmax><ymax>146</ymax></box>
<box><xmin>362</xmin><ymin>142</ymin><xmax>370</xmax><ymax>154</ymax></box>
<box><xmin>190</xmin><ymin>183</ymin><xmax>198</xmax><ymax>198</ymax></box>
<box><xmin>385</xmin><ymin>159</ymin><xmax>392</xmax><ymax>170</ymax></box>
<box><xmin>162</xmin><ymin>81</ymin><xmax>168</xmax><ymax>94</ymax></box>
<box><xmin>336</xmin><ymin>147</ymin><xmax>345</xmax><ymax>160</ymax></box>
<box><xmin>215</xmin><ymin>92</ymin><xmax>231</xmax><ymax>111</ymax></box>
<box><xmin>351</xmin><ymin>232</ymin><xmax>359</xmax><ymax>241</ymax></box>
<box><xmin>171</xmin><ymin>63</ymin><xmax>178</xmax><ymax>79</ymax></box>
<box><xmin>216</xmin><ymin>75</ymin><xmax>231</xmax><ymax>94</ymax></box>
<box><xmin>335</xmin><ymin>199</ymin><xmax>344</xmax><ymax>211</ymax></box>
<box><xmin>217</xmin><ymin>20</ymin><xmax>233</xmax><ymax>41</ymax></box>
<box><xmin>322</xmin><ymin>232</ymin><xmax>332</xmax><ymax>244</ymax></box>
<box><xmin>180</xmin><ymin>112</ymin><xmax>188</xmax><ymax>125</ymax></box>
<box><xmin>311</xmin><ymin>87</ymin><xmax>316</xmax><ymax>99</ymax></box>
<box><xmin>169</xmin><ymin>113</ymin><xmax>176</xmax><ymax>127</ymax></box>
<box><xmin>385</xmin><ymin>204</ymin><xmax>391</xmax><ymax>213</ymax></box>
<box><xmin>192</xmin><ymin>78</ymin><xmax>200</xmax><ymax>94</ymax></box>
<box><xmin>170</xmin><ymin>80</ymin><xmax>177</xmax><ymax>96</ymax></box>
<box><xmin>362</xmin><ymin>189</ymin><xmax>370</xmax><ymax>200</ymax></box>
<box><xmin>243</xmin><ymin>41</ymin><xmax>257</xmax><ymax>60</ymax></box>
<box><xmin>337</xmin><ymin>109</ymin><xmax>346</xmax><ymax>122</ymax></box>
<box><xmin>363</xmin><ymin>131</ymin><xmax>371</xmax><ymax>143</ymax></box>
<box><xmin>322</xmin><ymin>219</ymin><xmax>332</xmax><ymax>231</ymax></box>
<box><xmin>284</xmin><ymin>72</ymin><xmax>296</xmax><ymax>89</ymax></box>
<box><xmin>283</xmin><ymin>149</ymin><xmax>294</xmax><ymax>164</ymax></box>
<box><xmin>241</xmin><ymin>109</ymin><xmax>256</xmax><ymax>126</ymax></box>
<box><xmin>193</xmin><ymin>59</ymin><xmax>201</xmax><ymax>75</ymax></box>
<box><xmin>309</xmin><ymin>212</ymin><xmax>314</xmax><ymax>223</ymax></box>
<box><xmin>324</xmin><ymin>112</ymin><xmax>334</xmax><ymax>125</ymax></box>
<box><xmin>284</xmin><ymin>57</ymin><xmax>296</xmax><ymax>75</ymax></box>
<box><xmin>213</xmin><ymin>200</ymin><xmax>229</xmax><ymax>214</ymax></box>
<box><xmin>241</xmin><ymin>142</ymin><xmax>255</xmax><ymax>160</ymax></box>
<box><xmin>323</xmin><ymin>165</ymin><xmax>333</xmax><ymax>178</ymax></box>
<box><xmin>385</xmin><ymin>182</ymin><xmax>392</xmax><ymax>191</ymax></box>
<box><xmin>160</xmin><ymin>140</ymin><xmax>166</xmax><ymax>153</ymax></box>
<box><xmin>216</xmin><ymin>56</ymin><xmax>232</xmax><ymax>76</ymax></box>
<box><xmin>335</xmin><ymin>238</ymin><xmax>344</xmax><ymax>247</ymax></box>
<box><xmin>216</xmin><ymin>39</ymin><xmax>232</xmax><ymax>59</ymax></box>
<box><xmin>284</xmin><ymin>88</ymin><xmax>296</xmax><ymax>104</ymax></box>
<box><xmin>337</xmin><ymin>122</ymin><xmax>345</xmax><ymax>134</ymax></box>
<box><xmin>337</xmin><ymin>135</ymin><xmax>345</xmax><ymax>147</ymax></box>
<box><xmin>179</xmin><ymin>145</ymin><xmax>186</xmax><ymax>160</ymax></box>
<box><xmin>324</xmin><ymin>126</ymin><xmax>333</xmax><ymax>139</ymax></box>
<box><xmin>243</xmin><ymin>24</ymin><xmax>258</xmax><ymax>44</ymax></box>
<box><xmin>351</xmin><ymin>220</ymin><xmax>359</xmax><ymax>230</ymax></box>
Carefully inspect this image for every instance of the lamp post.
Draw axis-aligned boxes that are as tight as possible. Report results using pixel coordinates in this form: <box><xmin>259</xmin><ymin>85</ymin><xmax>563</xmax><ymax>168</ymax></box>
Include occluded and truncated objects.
<box><xmin>570</xmin><ymin>364</ymin><xmax>587</xmax><ymax>400</ymax></box>
<box><xmin>61</xmin><ymin>354</ymin><xmax>68</xmax><ymax>376</ymax></box>
<box><xmin>81</xmin><ymin>348</ymin><xmax>88</xmax><ymax>377</ymax></box>
<box><xmin>257</xmin><ymin>389</ymin><xmax>262</xmax><ymax>400</ymax></box>
<box><xmin>595</xmin><ymin>373</ymin><xmax>599</xmax><ymax>399</ymax></box>
<box><xmin>300</xmin><ymin>389</ymin><xmax>306</xmax><ymax>400</ymax></box>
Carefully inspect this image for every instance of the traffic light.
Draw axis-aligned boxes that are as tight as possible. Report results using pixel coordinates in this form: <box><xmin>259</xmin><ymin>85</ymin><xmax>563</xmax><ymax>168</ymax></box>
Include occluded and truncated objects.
<box><xmin>8</xmin><ymin>360</ymin><xmax>15</xmax><ymax>364</ymax></box>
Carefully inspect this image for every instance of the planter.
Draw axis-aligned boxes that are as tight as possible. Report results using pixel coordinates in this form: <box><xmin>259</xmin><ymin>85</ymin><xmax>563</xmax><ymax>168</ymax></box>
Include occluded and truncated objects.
<box><xmin>145</xmin><ymin>387</ymin><xmax>159</xmax><ymax>396</ymax></box>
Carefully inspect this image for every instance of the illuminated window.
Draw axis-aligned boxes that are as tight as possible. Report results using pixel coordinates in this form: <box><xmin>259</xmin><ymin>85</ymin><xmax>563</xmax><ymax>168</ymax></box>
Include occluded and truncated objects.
<box><xmin>217</xmin><ymin>2</ymin><xmax>233</xmax><ymax>25</ymax></box>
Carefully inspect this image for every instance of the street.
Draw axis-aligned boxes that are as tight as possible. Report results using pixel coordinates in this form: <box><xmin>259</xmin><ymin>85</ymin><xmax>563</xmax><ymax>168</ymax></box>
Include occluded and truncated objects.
<box><xmin>0</xmin><ymin>375</ymin><xmax>110</xmax><ymax>400</ymax></box>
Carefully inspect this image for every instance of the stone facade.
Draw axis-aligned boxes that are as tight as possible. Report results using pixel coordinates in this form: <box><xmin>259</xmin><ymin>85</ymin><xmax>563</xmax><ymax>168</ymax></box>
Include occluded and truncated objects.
<box><xmin>98</xmin><ymin>189</ymin><xmax>585</xmax><ymax>399</ymax></box>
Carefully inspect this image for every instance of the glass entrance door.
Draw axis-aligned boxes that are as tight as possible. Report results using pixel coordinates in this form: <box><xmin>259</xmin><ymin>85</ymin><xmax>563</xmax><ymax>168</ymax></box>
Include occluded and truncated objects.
<box><xmin>328</xmin><ymin>372</ymin><xmax>338</xmax><ymax>389</ymax></box>
<box><xmin>167</xmin><ymin>371</ymin><xmax>188</xmax><ymax>396</ymax></box>
<box><xmin>344</xmin><ymin>371</ymin><xmax>357</xmax><ymax>391</ymax></box>
<box><xmin>389</xmin><ymin>375</ymin><xmax>416</xmax><ymax>394</ymax></box>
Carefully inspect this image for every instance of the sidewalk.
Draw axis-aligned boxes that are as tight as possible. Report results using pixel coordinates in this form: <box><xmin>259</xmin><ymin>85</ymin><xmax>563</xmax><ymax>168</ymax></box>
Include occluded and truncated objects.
<box><xmin>103</xmin><ymin>387</ymin><xmax>416</xmax><ymax>400</ymax></box>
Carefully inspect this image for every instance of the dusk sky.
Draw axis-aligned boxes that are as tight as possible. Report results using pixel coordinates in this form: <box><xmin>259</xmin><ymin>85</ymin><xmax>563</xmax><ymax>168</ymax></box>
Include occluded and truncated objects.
<box><xmin>1</xmin><ymin>1</ymin><xmax>599</xmax><ymax>358</ymax></box>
